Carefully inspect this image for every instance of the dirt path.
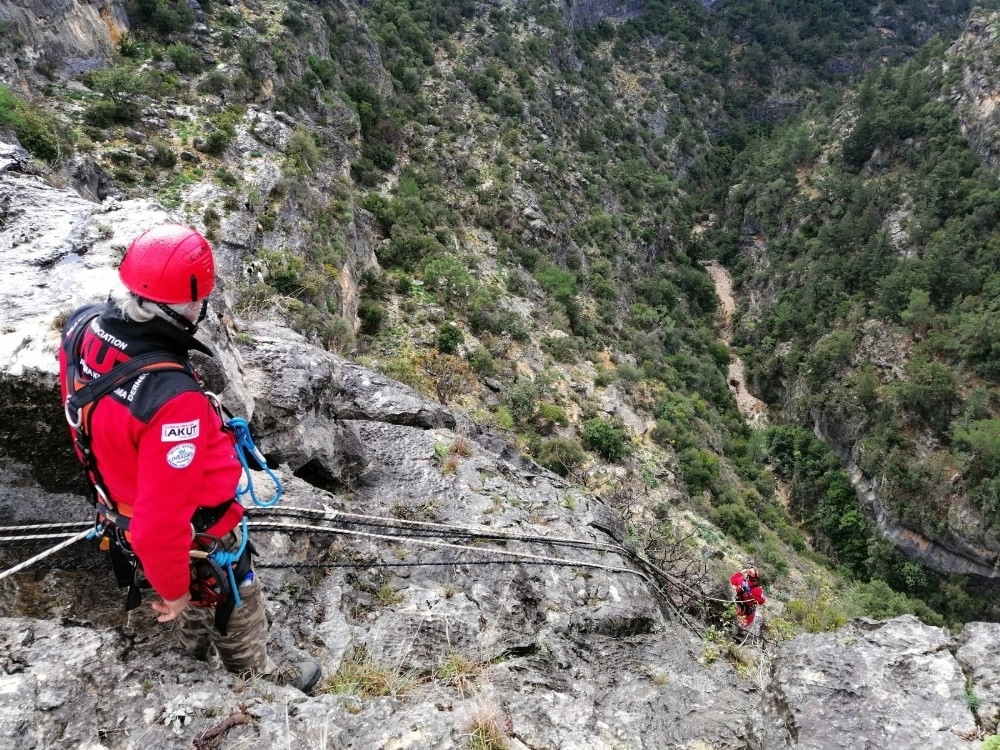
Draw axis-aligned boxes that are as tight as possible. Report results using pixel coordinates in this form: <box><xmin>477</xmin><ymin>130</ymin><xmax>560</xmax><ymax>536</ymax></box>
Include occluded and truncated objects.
<box><xmin>704</xmin><ymin>262</ymin><xmax>768</xmax><ymax>427</ymax></box>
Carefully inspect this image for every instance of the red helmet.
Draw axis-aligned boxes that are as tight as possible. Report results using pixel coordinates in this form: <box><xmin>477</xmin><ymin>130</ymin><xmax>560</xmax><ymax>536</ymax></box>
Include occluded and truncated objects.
<box><xmin>119</xmin><ymin>224</ymin><xmax>215</xmax><ymax>304</ymax></box>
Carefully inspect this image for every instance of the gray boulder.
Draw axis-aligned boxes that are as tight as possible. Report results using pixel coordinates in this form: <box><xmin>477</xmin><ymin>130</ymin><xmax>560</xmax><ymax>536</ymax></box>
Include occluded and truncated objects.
<box><xmin>755</xmin><ymin>616</ymin><xmax>985</xmax><ymax>748</ymax></box>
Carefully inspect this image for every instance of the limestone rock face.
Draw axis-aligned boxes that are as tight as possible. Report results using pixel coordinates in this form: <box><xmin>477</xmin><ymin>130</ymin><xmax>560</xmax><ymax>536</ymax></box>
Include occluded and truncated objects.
<box><xmin>754</xmin><ymin>616</ymin><xmax>990</xmax><ymax>748</ymax></box>
<box><xmin>948</xmin><ymin>11</ymin><xmax>1000</xmax><ymax>171</ymax></box>
<box><xmin>0</xmin><ymin>0</ymin><xmax>128</xmax><ymax>79</ymax></box>
<box><xmin>562</xmin><ymin>0</ymin><xmax>644</xmax><ymax>30</ymax></box>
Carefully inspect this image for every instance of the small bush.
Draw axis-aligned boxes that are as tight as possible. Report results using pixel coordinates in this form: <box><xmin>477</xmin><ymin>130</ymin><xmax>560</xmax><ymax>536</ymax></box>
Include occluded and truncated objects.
<box><xmin>783</xmin><ymin>594</ymin><xmax>847</xmax><ymax>634</ymax></box>
<box><xmin>581</xmin><ymin>417</ymin><xmax>628</xmax><ymax>462</ymax></box>
<box><xmin>535</xmin><ymin>402</ymin><xmax>569</xmax><ymax>432</ymax></box>
<box><xmin>0</xmin><ymin>86</ymin><xmax>64</xmax><ymax>160</ymax></box>
<box><xmin>281</xmin><ymin>7</ymin><xmax>308</xmax><ymax>35</ymax></box>
<box><xmin>167</xmin><ymin>42</ymin><xmax>202</xmax><ymax>74</ymax></box>
<box><xmin>468</xmin><ymin>347</ymin><xmax>496</xmax><ymax>378</ymax></box>
<box><xmin>357</xmin><ymin>299</ymin><xmax>386</xmax><ymax>335</ymax></box>
<box><xmin>710</xmin><ymin>503</ymin><xmax>760</xmax><ymax>543</ymax></box>
<box><xmin>437</xmin><ymin>322</ymin><xmax>464</xmax><ymax>354</ymax></box>
<box><xmin>540</xmin><ymin>335</ymin><xmax>578</xmax><ymax>363</ymax></box>
<box><xmin>150</xmin><ymin>137</ymin><xmax>177</xmax><ymax>167</ymax></box>
<box><xmin>537</xmin><ymin>437</ymin><xmax>586</xmax><ymax>477</ymax></box>
<box><xmin>197</xmin><ymin>70</ymin><xmax>229</xmax><ymax>95</ymax></box>
<box><xmin>679</xmin><ymin>447</ymin><xmax>719</xmax><ymax>494</ymax></box>
<box><xmin>200</xmin><ymin>124</ymin><xmax>235</xmax><ymax>156</ymax></box>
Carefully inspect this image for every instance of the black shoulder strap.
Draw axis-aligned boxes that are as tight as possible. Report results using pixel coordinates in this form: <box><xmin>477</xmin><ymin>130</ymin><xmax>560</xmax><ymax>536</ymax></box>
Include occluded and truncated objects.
<box><xmin>63</xmin><ymin>311</ymin><xmax>194</xmax><ymax>426</ymax></box>
<box><xmin>67</xmin><ymin>352</ymin><xmax>191</xmax><ymax>413</ymax></box>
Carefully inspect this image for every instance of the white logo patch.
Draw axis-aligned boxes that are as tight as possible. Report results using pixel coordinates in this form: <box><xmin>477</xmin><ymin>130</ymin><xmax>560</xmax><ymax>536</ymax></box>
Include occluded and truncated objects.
<box><xmin>166</xmin><ymin>443</ymin><xmax>196</xmax><ymax>469</ymax></box>
<box><xmin>162</xmin><ymin>420</ymin><xmax>200</xmax><ymax>442</ymax></box>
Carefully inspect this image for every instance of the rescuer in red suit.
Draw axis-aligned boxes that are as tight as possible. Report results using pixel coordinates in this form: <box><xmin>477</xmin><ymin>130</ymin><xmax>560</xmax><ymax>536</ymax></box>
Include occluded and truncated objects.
<box><xmin>58</xmin><ymin>223</ymin><xmax>320</xmax><ymax>692</ymax></box>
<box><xmin>731</xmin><ymin>566</ymin><xmax>767</xmax><ymax>628</ymax></box>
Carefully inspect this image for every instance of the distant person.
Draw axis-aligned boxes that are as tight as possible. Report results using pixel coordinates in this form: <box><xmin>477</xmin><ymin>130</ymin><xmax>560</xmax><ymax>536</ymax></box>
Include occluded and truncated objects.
<box><xmin>58</xmin><ymin>223</ymin><xmax>321</xmax><ymax>693</ymax></box>
<box><xmin>731</xmin><ymin>566</ymin><xmax>766</xmax><ymax>629</ymax></box>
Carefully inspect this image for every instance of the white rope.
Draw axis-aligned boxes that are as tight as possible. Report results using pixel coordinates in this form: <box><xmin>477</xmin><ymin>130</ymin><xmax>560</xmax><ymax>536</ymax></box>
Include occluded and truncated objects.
<box><xmin>0</xmin><ymin>529</ymin><xmax>93</xmax><ymax>582</ymax></box>
<box><xmin>0</xmin><ymin>532</ymin><xmax>90</xmax><ymax>542</ymax></box>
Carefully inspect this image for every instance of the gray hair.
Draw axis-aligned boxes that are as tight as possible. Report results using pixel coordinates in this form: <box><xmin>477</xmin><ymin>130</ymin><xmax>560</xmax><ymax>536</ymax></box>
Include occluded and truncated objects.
<box><xmin>112</xmin><ymin>289</ymin><xmax>202</xmax><ymax>327</ymax></box>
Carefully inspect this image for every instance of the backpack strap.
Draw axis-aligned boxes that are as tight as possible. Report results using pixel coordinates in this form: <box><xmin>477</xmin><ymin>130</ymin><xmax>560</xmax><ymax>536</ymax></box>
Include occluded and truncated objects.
<box><xmin>64</xmin><ymin>352</ymin><xmax>191</xmax><ymax>428</ymax></box>
<box><xmin>62</xmin><ymin>311</ymin><xmax>194</xmax><ymax>521</ymax></box>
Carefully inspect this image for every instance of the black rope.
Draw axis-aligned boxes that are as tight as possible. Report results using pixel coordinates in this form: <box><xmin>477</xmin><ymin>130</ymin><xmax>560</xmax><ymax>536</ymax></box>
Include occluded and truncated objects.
<box><xmin>257</xmin><ymin>559</ymin><xmax>589</xmax><ymax>569</ymax></box>
<box><xmin>249</xmin><ymin>508</ymin><xmax>619</xmax><ymax>552</ymax></box>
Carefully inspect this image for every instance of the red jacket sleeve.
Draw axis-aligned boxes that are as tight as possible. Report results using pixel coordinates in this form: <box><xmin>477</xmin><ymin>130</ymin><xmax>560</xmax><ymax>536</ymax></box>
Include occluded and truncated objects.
<box><xmin>750</xmin><ymin>586</ymin><xmax>767</xmax><ymax>605</ymax></box>
<box><xmin>129</xmin><ymin>391</ymin><xmax>222</xmax><ymax>601</ymax></box>
<box><xmin>730</xmin><ymin>571</ymin><xmax>745</xmax><ymax>587</ymax></box>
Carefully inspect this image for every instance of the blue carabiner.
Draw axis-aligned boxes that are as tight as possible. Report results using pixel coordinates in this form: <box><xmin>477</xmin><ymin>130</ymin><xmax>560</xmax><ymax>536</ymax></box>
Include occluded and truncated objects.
<box><xmin>209</xmin><ymin>517</ymin><xmax>249</xmax><ymax>608</ymax></box>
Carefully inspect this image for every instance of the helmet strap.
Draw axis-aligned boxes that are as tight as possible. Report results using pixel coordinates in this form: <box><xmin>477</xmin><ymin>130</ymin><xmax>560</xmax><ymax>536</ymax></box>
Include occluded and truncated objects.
<box><xmin>156</xmin><ymin>301</ymin><xmax>203</xmax><ymax>335</ymax></box>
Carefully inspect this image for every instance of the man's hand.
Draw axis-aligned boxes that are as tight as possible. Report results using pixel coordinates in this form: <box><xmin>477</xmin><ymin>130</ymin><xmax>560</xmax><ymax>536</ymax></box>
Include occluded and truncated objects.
<box><xmin>152</xmin><ymin>592</ymin><xmax>192</xmax><ymax>622</ymax></box>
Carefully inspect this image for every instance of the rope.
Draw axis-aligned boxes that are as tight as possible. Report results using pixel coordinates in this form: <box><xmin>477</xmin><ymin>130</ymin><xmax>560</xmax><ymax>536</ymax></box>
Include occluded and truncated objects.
<box><xmin>246</xmin><ymin>520</ymin><xmax>645</xmax><ymax>579</ymax></box>
<box><xmin>228</xmin><ymin>418</ymin><xmax>282</xmax><ymax>507</ymax></box>
<box><xmin>254</xmin><ymin>505</ymin><xmax>624</xmax><ymax>553</ymax></box>
<box><xmin>0</xmin><ymin>511</ymin><xmax>744</xmax><ymax>638</ymax></box>
<box><xmin>207</xmin><ymin>517</ymin><xmax>249</xmax><ymax>607</ymax></box>
<box><xmin>0</xmin><ymin>532</ymin><xmax>92</xmax><ymax>542</ymax></box>
<box><xmin>0</xmin><ymin>522</ymin><xmax>91</xmax><ymax>532</ymax></box>
<box><xmin>0</xmin><ymin>528</ymin><xmax>93</xmax><ymax>582</ymax></box>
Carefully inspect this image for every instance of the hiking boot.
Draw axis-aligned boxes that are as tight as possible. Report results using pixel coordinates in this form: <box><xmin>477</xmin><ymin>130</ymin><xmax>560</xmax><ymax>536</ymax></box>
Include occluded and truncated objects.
<box><xmin>268</xmin><ymin>660</ymin><xmax>323</xmax><ymax>694</ymax></box>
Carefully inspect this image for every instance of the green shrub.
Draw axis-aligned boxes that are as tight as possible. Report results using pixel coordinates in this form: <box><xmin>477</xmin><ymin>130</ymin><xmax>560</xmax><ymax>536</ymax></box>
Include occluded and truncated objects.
<box><xmin>167</xmin><ymin>42</ymin><xmax>202</xmax><ymax>74</ymax></box>
<box><xmin>201</xmin><ymin>124</ymin><xmax>235</xmax><ymax>156</ymax></box>
<box><xmin>842</xmin><ymin>579</ymin><xmax>943</xmax><ymax>626</ymax></box>
<box><xmin>150</xmin><ymin>137</ymin><xmax>177</xmax><ymax>168</ymax></box>
<box><xmin>437</xmin><ymin>323</ymin><xmax>464</xmax><ymax>354</ymax></box>
<box><xmin>503</xmin><ymin>378</ymin><xmax>539</xmax><ymax>426</ymax></box>
<box><xmin>535</xmin><ymin>402</ymin><xmax>569</xmax><ymax>432</ymax></box>
<box><xmin>287</xmin><ymin>127</ymin><xmax>324</xmax><ymax>174</ymax></box>
<box><xmin>494</xmin><ymin>405</ymin><xmax>514</xmax><ymax>430</ymax></box>
<box><xmin>710</xmin><ymin>503</ymin><xmax>759</xmax><ymax>543</ymax></box>
<box><xmin>83</xmin><ymin>100</ymin><xmax>124</xmax><ymax>128</ymax></box>
<box><xmin>679</xmin><ymin>447</ymin><xmax>719</xmax><ymax>494</ymax></box>
<box><xmin>536</xmin><ymin>437</ymin><xmax>586</xmax><ymax>477</ymax></box>
<box><xmin>535</xmin><ymin>264</ymin><xmax>577</xmax><ymax>304</ymax></box>
<box><xmin>540</xmin><ymin>335</ymin><xmax>578</xmax><ymax>363</ymax></box>
<box><xmin>468</xmin><ymin>348</ymin><xmax>496</xmax><ymax>378</ymax></box>
<box><xmin>422</xmin><ymin>255</ymin><xmax>472</xmax><ymax>304</ymax></box>
<box><xmin>197</xmin><ymin>70</ymin><xmax>229</xmax><ymax>95</ymax></box>
<box><xmin>783</xmin><ymin>594</ymin><xmax>847</xmax><ymax>633</ymax></box>
<box><xmin>125</xmin><ymin>0</ymin><xmax>195</xmax><ymax>36</ymax></box>
<box><xmin>582</xmin><ymin>418</ymin><xmax>628</xmax><ymax>462</ymax></box>
<box><xmin>281</xmin><ymin>7</ymin><xmax>308</xmax><ymax>35</ymax></box>
<box><xmin>357</xmin><ymin>299</ymin><xmax>386</xmax><ymax>335</ymax></box>
<box><xmin>87</xmin><ymin>66</ymin><xmax>143</xmax><ymax>125</ymax></box>
<box><xmin>982</xmin><ymin>735</ymin><xmax>1000</xmax><ymax>750</ymax></box>
<box><xmin>0</xmin><ymin>86</ymin><xmax>64</xmax><ymax>160</ymax></box>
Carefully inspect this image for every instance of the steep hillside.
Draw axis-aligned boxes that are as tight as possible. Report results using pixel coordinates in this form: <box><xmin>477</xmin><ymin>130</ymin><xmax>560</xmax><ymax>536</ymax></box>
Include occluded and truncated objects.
<box><xmin>1</xmin><ymin>0</ymin><xmax>998</xmax><ymax>632</ymax></box>
<box><xmin>712</xmin><ymin>11</ymin><xmax>1000</xmax><ymax>624</ymax></box>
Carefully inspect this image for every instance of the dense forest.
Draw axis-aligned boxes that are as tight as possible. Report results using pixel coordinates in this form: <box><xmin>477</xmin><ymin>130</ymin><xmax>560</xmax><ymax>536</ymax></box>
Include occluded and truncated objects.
<box><xmin>2</xmin><ymin>0</ymin><xmax>999</xmax><ymax>630</ymax></box>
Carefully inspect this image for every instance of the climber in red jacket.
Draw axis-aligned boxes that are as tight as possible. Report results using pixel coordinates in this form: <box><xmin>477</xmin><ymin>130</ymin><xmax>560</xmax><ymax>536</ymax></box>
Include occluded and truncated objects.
<box><xmin>731</xmin><ymin>566</ymin><xmax>767</xmax><ymax>629</ymax></box>
<box><xmin>58</xmin><ymin>223</ymin><xmax>320</xmax><ymax>692</ymax></box>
